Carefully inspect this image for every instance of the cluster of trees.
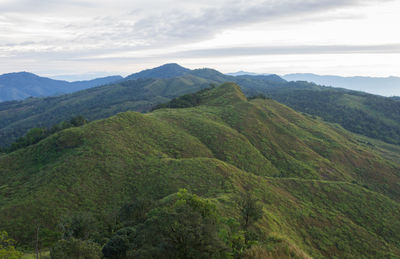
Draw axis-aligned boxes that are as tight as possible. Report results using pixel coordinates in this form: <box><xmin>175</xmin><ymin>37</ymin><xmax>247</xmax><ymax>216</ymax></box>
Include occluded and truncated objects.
<box><xmin>263</xmin><ymin>86</ymin><xmax>400</xmax><ymax>145</ymax></box>
<box><xmin>152</xmin><ymin>85</ymin><xmax>215</xmax><ymax>111</ymax></box>
<box><xmin>248</xmin><ymin>94</ymin><xmax>268</xmax><ymax>100</ymax></box>
<box><xmin>7</xmin><ymin>189</ymin><xmax>264</xmax><ymax>258</ymax></box>
<box><xmin>0</xmin><ymin>231</ymin><xmax>23</xmax><ymax>258</ymax></box>
<box><xmin>1</xmin><ymin>115</ymin><xmax>87</xmax><ymax>153</ymax></box>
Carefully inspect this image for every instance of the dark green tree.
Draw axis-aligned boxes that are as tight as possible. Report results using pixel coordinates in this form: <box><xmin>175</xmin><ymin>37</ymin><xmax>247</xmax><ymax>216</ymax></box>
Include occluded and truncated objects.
<box><xmin>104</xmin><ymin>189</ymin><xmax>229</xmax><ymax>259</ymax></box>
<box><xmin>236</xmin><ymin>192</ymin><xmax>263</xmax><ymax>230</ymax></box>
<box><xmin>50</xmin><ymin>238</ymin><xmax>102</xmax><ymax>259</ymax></box>
<box><xmin>117</xmin><ymin>198</ymin><xmax>153</xmax><ymax>226</ymax></box>
<box><xmin>69</xmin><ymin>115</ymin><xmax>88</xmax><ymax>127</ymax></box>
<box><xmin>102</xmin><ymin>227</ymin><xmax>136</xmax><ymax>259</ymax></box>
<box><xmin>132</xmin><ymin>189</ymin><xmax>228</xmax><ymax>258</ymax></box>
<box><xmin>58</xmin><ymin>212</ymin><xmax>97</xmax><ymax>240</ymax></box>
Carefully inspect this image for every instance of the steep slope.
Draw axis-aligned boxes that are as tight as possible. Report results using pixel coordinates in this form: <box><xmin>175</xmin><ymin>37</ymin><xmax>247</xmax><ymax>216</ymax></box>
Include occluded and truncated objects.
<box><xmin>0</xmin><ymin>72</ymin><xmax>122</xmax><ymax>102</ymax></box>
<box><xmin>1</xmin><ymin>84</ymin><xmax>400</xmax><ymax>258</ymax></box>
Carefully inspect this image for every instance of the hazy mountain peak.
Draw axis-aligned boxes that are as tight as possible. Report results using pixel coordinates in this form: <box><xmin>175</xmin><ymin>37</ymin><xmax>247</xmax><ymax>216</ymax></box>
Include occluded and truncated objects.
<box><xmin>226</xmin><ymin>71</ymin><xmax>260</xmax><ymax>76</ymax></box>
<box><xmin>126</xmin><ymin>63</ymin><xmax>191</xmax><ymax>80</ymax></box>
<box><xmin>0</xmin><ymin>71</ymin><xmax>42</xmax><ymax>80</ymax></box>
<box><xmin>0</xmin><ymin>72</ymin><xmax>122</xmax><ymax>102</ymax></box>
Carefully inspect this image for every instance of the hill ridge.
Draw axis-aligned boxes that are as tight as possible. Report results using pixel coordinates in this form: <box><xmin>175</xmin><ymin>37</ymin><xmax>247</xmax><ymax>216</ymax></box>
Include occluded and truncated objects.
<box><xmin>1</xmin><ymin>83</ymin><xmax>400</xmax><ymax>257</ymax></box>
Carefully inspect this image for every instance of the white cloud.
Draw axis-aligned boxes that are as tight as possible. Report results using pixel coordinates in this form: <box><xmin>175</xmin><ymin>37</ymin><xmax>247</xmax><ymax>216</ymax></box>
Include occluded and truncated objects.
<box><xmin>0</xmin><ymin>0</ymin><xmax>399</xmax><ymax>77</ymax></box>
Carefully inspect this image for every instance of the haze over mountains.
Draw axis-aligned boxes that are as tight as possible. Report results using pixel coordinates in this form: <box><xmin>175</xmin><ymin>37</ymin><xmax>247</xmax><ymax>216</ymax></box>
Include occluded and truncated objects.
<box><xmin>228</xmin><ymin>71</ymin><xmax>400</xmax><ymax>97</ymax></box>
<box><xmin>0</xmin><ymin>72</ymin><xmax>123</xmax><ymax>102</ymax></box>
<box><xmin>1</xmin><ymin>63</ymin><xmax>399</xmax><ymax>104</ymax></box>
<box><xmin>282</xmin><ymin>73</ymin><xmax>400</xmax><ymax>97</ymax></box>
<box><xmin>1</xmin><ymin>63</ymin><xmax>400</xmax><ymax>149</ymax></box>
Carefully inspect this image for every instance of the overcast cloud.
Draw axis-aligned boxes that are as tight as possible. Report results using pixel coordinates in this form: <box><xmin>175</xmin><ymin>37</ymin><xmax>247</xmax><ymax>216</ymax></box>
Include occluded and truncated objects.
<box><xmin>0</xmin><ymin>0</ymin><xmax>399</xmax><ymax>79</ymax></box>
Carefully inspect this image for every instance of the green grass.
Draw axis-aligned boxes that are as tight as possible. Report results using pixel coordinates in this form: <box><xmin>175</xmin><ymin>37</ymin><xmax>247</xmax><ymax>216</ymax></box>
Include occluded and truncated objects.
<box><xmin>1</xmin><ymin>83</ymin><xmax>400</xmax><ymax>258</ymax></box>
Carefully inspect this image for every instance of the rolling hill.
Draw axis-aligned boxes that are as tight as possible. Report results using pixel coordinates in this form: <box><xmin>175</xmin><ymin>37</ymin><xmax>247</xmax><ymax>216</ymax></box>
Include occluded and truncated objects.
<box><xmin>0</xmin><ymin>74</ymin><xmax>220</xmax><ymax>147</ymax></box>
<box><xmin>0</xmin><ymin>71</ymin><xmax>122</xmax><ymax>102</ymax></box>
<box><xmin>2</xmin><ymin>64</ymin><xmax>400</xmax><ymax>150</ymax></box>
<box><xmin>1</xmin><ymin>84</ymin><xmax>400</xmax><ymax>258</ymax></box>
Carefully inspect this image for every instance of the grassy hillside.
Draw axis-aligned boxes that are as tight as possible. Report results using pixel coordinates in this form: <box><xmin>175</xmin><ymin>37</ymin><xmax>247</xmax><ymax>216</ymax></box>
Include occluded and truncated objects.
<box><xmin>1</xmin><ymin>83</ymin><xmax>400</xmax><ymax>258</ymax></box>
<box><xmin>259</xmin><ymin>82</ymin><xmax>400</xmax><ymax>145</ymax></box>
<box><xmin>0</xmin><ymin>75</ymin><xmax>218</xmax><ymax>147</ymax></box>
<box><xmin>2</xmin><ymin>65</ymin><xmax>400</xmax><ymax>150</ymax></box>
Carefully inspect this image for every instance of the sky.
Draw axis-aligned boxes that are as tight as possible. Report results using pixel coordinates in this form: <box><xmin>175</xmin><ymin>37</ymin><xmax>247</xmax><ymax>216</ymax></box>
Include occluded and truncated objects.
<box><xmin>0</xmin><ymin>0</ymin><xmax>399</xmax><ymax>80</ymax></box>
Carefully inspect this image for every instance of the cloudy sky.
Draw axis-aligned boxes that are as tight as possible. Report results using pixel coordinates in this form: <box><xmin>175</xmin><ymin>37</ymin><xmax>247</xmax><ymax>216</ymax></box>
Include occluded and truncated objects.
<box><xmin>0</xmin><ymin>0</ymin><xmax>399</xmax><ymax>80</ymax></box>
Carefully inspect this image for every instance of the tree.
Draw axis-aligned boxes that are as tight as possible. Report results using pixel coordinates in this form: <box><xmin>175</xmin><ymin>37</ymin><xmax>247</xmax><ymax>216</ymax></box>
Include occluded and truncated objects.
<box><xmin>0</xmin><ymin>231</ymin><xmax>23</xmax><ymax>259</ymax></box>
<box><xmin>133</xmin><ymin>189</ymin><xmax>228</xmax><ymax>258</ymax></box>
<box><xmin>236</xmin><ymin>192</ymin><xmax>263</xmax><ymax>230</ymax></box>
<box><xmin>117</xmin><ymin>198</ymin><xmax>153</xmax><ymax>226</ymax></box>
<box><xmin>104</xmin><ymin>189</ymin><xmax>229</xmax><ymax>259</ymax></box>
<box><xmin>50</xmin><ymin>238</ymin><xmax>102</xmax><ymax>259</ymax></box>
<box><xmin>235</xmin><ymin>189</ymin><xmax>263</xmax><ymax>247</ymax></box>
<box><xmin>102</xmin><ymin>227</ymin><xmax>136</xmax><ymax>259</ymax></box>
<box><xmin>58</xmin><ymin>212</ymin><xmax>97</xmax><ymax>240</ymax></box>
<box><xmin>69</xmin><ymin>116</ymin><xmax>88</xmax><ymax>127</ymax></box>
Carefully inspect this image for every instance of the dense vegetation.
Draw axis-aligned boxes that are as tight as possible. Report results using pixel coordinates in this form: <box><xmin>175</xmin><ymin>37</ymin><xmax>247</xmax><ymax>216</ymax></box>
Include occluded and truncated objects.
<box><xmin>0</xmin><ymin>75</ymin><xmax>217</xmax><ymax>147</ymax></box>
<box><xmin>152</xmin><ymin>86</ymin><xmax>216</xmax><ymax>110</ymax></box>
<box><xmin>1</xmin><ymin>116</ymin><xmax>87</xmax><ymax>153</ymax></box>
<box><xmin>2</xmin><ymin>64</ymin><xmax>400</xmax><ymax>149</ymax></box>
<box><xmin>260</xmin><ymin>82</ymin><xmax>400</xmax><ymax>144</ymax></box>
<box><xmin>1</xmin><ymin>83</ymin><xmax>400</xmax><ymax>258</ymax></box>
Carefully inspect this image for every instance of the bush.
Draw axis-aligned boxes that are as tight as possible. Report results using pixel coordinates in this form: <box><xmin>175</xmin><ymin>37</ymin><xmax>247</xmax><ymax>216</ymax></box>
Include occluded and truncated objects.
<box><xmin>0</xmin><ymin>231</ymin><xmax>23</xmax><ymax>259</ymax></box>
<box><xmin>50</xmin><ymin>238</ymin><xmax>102</xmax><ymax>259</ymax></box>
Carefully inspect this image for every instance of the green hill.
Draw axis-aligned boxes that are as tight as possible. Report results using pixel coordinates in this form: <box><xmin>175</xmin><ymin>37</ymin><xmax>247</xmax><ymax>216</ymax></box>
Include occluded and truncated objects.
<box><xmin>259</xmin><ymin>81</ymin><xmax>400</xmax><ymax>145</ymax></box>
<box><xmin>0</xmin><ymin>75</ymin><xmax>219</xmax><ymax>147</ymax></box>
<box><xmin>2</xmin><ymin>65</ymin><xmax>400</xmax><ymax>150</ymax></box>
<box><xmin>1</xmin><ymin>83</ymin><xmax>400</xmax><ymax>258</ymax></box>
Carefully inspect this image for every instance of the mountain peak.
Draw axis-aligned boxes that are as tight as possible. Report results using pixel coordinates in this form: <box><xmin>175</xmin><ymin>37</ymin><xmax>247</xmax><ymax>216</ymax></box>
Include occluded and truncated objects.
<box><xmin>126</xmin><ymin>63</ymin><xmax>190</xmax><ymax>80</ymax></box>
<box><xmin>0</xmin><ymin>71</ymin><xmax>40</xmax><ymax>79</ymax></box>
<box><xmin>204</xmin><ymin>82</ymin><xmax>247</xmax><ymax>105</ymax></box>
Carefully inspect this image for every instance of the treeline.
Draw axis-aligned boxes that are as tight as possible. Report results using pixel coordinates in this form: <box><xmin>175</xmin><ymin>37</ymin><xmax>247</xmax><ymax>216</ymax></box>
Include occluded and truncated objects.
<box><xmin>152</xmin><ymin>85</ymin><xmax>215</xmax><ymax>111</ymax></box>
<box><xmin>1</xmin><ymin>115</ymin><xmax>87</xmax><ymax>153</ymax></box>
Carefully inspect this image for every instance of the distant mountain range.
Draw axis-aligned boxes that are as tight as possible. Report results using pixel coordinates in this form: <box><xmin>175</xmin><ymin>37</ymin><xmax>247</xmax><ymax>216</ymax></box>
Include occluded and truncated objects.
<box><xmin>0</xmin><ymin>65</ymin><xmax>286</xmax><ymax>147</ymax></box>
<box><xmin>0</xmin><ymin>72</ymin><xmax>123</xmax><ymax>102</ymax></box>
<box><xmin>228</xmin><ymin>71</ymin><xmax>400</xmax><ymax>97</ymax></box>
<box><xmin>2</xmin><ymin>65</ymin><xmax>399</xmax><ymax>103</ymax></box>
<box><xmin>1</xmin><ymin>63</ymin><xmax>400</xmax><ymax>149</ymax></box>
<box><xmin>282</xmin><ymin>73</ymin><xmax>400</xmax><ymax>97</ymax></box>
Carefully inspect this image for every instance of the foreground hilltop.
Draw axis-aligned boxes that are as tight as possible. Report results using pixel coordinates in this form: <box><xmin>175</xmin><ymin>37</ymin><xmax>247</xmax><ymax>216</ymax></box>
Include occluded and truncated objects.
<box><xmin>1</xmin><ymin>83</ymin><xmax>400</xmax><ymax>257</ymax></box>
